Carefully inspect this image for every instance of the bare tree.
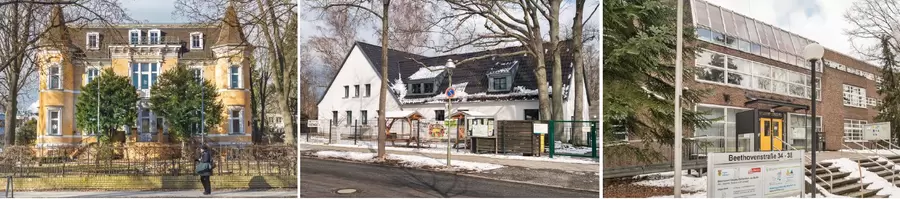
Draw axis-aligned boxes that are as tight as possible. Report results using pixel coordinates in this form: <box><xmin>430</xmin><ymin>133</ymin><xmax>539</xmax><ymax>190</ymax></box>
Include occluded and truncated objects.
<box><xmin>309</xmin><ymin>0</ymin><xmax>392</xmax><ymax>160</ymax></box>
<box><xmin>0</xmin><ymin>0</ymin><xmax>129</xmax><ymax>146</ymax></box>
<box><xmin>434</xmin><ymin>0</ymin><xmax>556</xmax><ymax>121</ymax></box>
<box><xmin>375</xmin><ymin>0</ymin><xmax>430</xmax><ymax>54</ymax></box>
<box><xmin>571</xmin><ymin>0</ymin><xmax>585</xmax><ymax>145</ymax></box>
<box><xmin>174</xmin><ymin>0</ymin><xmax>299</xmax><ymax>145</ymax></box>
<box><xmin>306</xmin><ymin>8</ymin><xmax>362</xmax><ymax>76</ymax></box>
<box><xmin>845</xmin><ymin>0</ymin><xmax>900</xmax><ymax>60</ymax></box>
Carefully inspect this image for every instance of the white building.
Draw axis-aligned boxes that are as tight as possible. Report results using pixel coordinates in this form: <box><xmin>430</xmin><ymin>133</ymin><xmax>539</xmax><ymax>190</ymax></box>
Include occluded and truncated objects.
<box><xmin>317</xmin><ymin>41</ymin><xmax>591</xmax><ymax>136</ymax></box>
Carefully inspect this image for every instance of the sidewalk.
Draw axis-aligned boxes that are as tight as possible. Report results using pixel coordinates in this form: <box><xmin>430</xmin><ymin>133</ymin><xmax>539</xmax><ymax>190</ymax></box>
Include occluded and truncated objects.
<box><xmin>300</xmin><ymin>143</ymin><xmax>599</xmax><ymax>173</ymax></box>
<box><xmin>2</xmin><ymin>189</ymin><xmax>297</xmax><ymax>198</ymax></box>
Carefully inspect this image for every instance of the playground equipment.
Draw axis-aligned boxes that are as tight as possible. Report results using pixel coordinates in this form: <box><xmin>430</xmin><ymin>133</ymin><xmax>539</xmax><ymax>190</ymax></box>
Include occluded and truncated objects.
<box><xmin>383</xmin><ymin>111</ymin><xmax>425</xmax><ymax>147</ymax></box>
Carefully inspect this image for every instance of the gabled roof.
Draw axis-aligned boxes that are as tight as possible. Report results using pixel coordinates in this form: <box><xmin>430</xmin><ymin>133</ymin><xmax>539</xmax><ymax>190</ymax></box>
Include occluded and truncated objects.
<box><xmin>318</xmin><ymin>40</ymin><xmax>586</xmax><ymax>105</ymax></box>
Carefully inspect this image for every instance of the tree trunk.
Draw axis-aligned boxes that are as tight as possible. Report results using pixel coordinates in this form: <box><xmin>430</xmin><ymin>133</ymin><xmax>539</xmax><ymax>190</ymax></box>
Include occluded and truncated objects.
<box><xmin>572</xmin><ymin>0</ymin><xmax>585</xmax><ymax>146</ymax></box>
<box><xmin>250</xmin><ymin>64</ymin><xmax>259</xmax><ymax>144</ymax></box>
<box><xmin>549</xmin><ymin>0</ymin><xmax>564</xmax><ymax>142</ymax></box>
<box><xmin>256</xmin><ymin>0</ymin><xmax>295</xmax><ymax>145</ymax></box>
<box><xmin>377</xmin><ymin>0</ymin><xmax>391</xmax><ymax>161</ymax></box>
<box><xmin>4</xmin><ymin>58</ymin><xmax>20</xmax><ymax>145</ymax></box>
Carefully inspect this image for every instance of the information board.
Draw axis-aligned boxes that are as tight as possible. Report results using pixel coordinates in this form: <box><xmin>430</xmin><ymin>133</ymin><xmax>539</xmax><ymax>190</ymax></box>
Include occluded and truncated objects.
<box><xmin>863</xmin><ymin>122</ymin><xmax>891</xmax><ymax>141</ymax></box>
<box><xmin>306</xmin><ymin>120</ymin><xmax>319</xmax><ymax>128</ymax></box>
<box><xmin>707</xmin><ymin>150</ymin><xmax>803</xmax><ymax>198</ymax></box>
<box><xmin>533</xmin><ymin>123</ymin><xmax>548</xmax><ymax>134</ymax></box>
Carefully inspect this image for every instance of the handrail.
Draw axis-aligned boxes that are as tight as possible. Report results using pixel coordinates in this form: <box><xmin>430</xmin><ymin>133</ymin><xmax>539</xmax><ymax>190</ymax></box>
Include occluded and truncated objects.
<box><xmin>773</xmin><ymin>137</ymin><xmax>835</xmax><ymax>194</ymax></box>
<box><xmin>847</xmin><ymin>142</ymin><xmax>897</xmax><ymax>185</ymax></box>
<box><xmin>872</xmin><ymin>141</ymin><xmax>900</xmax><ymax>158</ymax></box>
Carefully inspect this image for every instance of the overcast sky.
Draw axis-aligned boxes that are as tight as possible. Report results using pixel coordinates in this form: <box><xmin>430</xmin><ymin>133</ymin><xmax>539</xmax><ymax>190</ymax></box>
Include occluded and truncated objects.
<box><xmin>706</xmin><ymin>0</ymin><xmax>867</xmax><ymax>62</ymax></box>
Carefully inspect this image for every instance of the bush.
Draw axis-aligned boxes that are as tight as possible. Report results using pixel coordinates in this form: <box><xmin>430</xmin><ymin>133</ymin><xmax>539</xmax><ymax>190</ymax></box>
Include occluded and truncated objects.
<box><xmin>15</xmin><ymin>119</ymin><xmax>37</xmax><ymax>146</ymax></box>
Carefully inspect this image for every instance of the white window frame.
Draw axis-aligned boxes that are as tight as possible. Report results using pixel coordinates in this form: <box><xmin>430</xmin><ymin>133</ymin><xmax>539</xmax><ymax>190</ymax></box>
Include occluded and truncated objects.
<box><xmin>365</xmin><ymin>84</ymin><xmax>371</xmax><ymax>97</ymax></box>
<box><xmin>192</xmin><ymin>68</ymin><xmax>203</xmax><ymax>82</ymax></box>
<box><xmin>229</xmin><ymin>107</ymin><xmax>244</xmax><ymax>134</ymax></box>
<box><xmin>868</xmin><ymin>97</ymin><xmax>878</xmax><ymax>107</ymax></box>
<box><xmin>354</xmin><ymin>85</ymin><xmax>360</xmax><ymax>97</ymax></box>
<box><xmin>844</xmin><ymin>119</ymin><xmax>868</xmax><ymax>142</ymax></box>
<box><xmin>131</xmin><ymin>62</ymin><xmax>161</xmax><ymax>92</ymax></box>
<box><xmin>190</xmin><ymin>32</ymin><xmax>204</xmax><ymax>49</ymax></box>
<box><xmin>86</xmin><ymin>32</ymin><xmax>100</xmax><ymax>50</ymax></box>
<box><xmin>148</xmin><ymin>29</ymin><xmax>161</xmax><ymax>44</ymax></box>
<box><xmin>86</xmin><ymin>67</ymin><xmax>99</xmax><ymax>84</ymax></box>
<box><xmin>129</xmin><ymin>29</ymin><xmax>142</xmax><ymax>45</ymax></box>
<box><xmin>48</xmin><ymin>63</ymin><xmax>62</xmax><ymax>90</ymax></box>
<box><xmin>139</xmin><ymin>108</ymin><xmax>152</xmax><ymax>135</ymax></box>
<box><xmin>842</xmin><ymin>84</ymin><xmax>867</xmax><ymax>108</ymax></box>
<box><xmin>694</xmin><ymin>49</ymin><xmax>821</xmax><ymax>101</ymax></box>
<box><xmin>229</xmin><ymin>65</ymin><xmax>242</xmax><ymax>89</ymax></box>
<box><xmin>47</xmin><ymin>107</ymin><xmax>62</xmax><ymax>135</ymax></box>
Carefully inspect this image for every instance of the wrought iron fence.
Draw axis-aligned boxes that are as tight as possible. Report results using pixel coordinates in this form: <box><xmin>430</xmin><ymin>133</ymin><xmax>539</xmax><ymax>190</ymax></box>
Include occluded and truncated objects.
<box><xmin>0</xmin><ymin>144</ymin><xmax>296</xmax><ymax>177</ymax></box>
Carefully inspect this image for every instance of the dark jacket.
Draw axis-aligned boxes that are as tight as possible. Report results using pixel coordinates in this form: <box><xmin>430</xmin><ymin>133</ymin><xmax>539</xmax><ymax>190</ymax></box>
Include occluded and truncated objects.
<box><xmin>198</xmin><ymin>150</ymin><xmax>213</xmax><ymax>176</ymax></box>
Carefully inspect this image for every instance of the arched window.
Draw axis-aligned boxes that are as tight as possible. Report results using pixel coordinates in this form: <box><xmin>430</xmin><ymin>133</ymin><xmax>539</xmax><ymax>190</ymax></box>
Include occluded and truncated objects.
<box><xmin>229</xmin><ymin>65</ymin><xmax>241</xmax><ymax>89</ymax></box>
<box><xmin>48</xmin><ymin>63</ymin><xmax>61</xmax><ymax>90</ymax></box>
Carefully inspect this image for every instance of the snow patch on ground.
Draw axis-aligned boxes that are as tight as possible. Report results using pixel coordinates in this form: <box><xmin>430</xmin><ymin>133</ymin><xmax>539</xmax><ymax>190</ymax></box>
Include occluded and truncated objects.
<box><xmin>634</xmin><ymin>170</ymin><xmax>707</xmax><ymax>192</ymax></box>
<box><xmin>311</xmin><ymin>150</ymin><xmax>504</xmax><ymax>172</ymax></box>
<box><xmin>840</xmin><ymin>149</ymin><xmax>900</xmax><ymax>157</ymax></box>
<box><xmin>301</xmin><ymin>140</ymin><xmax>598</xmax><ymax>164</ymax></box>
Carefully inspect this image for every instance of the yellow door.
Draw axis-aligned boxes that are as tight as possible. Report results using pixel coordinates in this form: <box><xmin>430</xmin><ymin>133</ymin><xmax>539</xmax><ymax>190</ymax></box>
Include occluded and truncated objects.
<box><xmin>759</xmin><ymin>118</ymin><xmax>784</xmax><ymax>151</ymax></box>
<box><xmin>760</xmin><ymin>118</ymin><xmax>772</xmax><ymax>151</ymax></box>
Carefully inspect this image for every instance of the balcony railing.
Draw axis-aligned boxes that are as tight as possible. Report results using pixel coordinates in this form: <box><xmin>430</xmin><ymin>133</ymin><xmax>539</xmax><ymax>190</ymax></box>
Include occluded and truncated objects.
<box><xmin>115</xmin><ymin>36</ymin><xmax>182</xmax><ymax>45</ymax></box>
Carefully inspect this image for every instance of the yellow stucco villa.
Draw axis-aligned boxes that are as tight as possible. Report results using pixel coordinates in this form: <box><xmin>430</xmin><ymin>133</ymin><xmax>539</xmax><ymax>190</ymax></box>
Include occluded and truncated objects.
<box><xmin>35</xmin><ymin>5</ymin><xmax>252</xmax><ymax>147</ymax></box>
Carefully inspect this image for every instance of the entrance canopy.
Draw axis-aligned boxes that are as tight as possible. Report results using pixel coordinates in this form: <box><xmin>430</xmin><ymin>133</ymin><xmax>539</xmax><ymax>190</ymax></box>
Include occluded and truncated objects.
<box><xmin>744</xmin><ymin>97</ymin><xmax>809</xmax><ymax>112</ymax></box>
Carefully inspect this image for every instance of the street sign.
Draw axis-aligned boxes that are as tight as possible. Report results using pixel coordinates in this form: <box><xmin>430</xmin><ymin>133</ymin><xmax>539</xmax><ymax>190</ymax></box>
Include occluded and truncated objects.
<box><xmin>707</xmin><ymin>150</ymin><xmax>803</xmax><ymax>198</ymax></box>
<box><xmin>864</xmin><ymin>122</ymin><xmax>890</xmax><ymax>140</ymax></box>
<box><xmin>446</xmin><ymin>88</ymin><xmax>456</xmax><ymax>99</ymax></box>
<box><xmin>307</xmin><ymin>120</ymin><xmax>319</xmax><ymax>128</ymax></box>
<box><xmin>533</xmin><ymin>123</ymin><xmax>548</xmax><ymax>134</ymax></box>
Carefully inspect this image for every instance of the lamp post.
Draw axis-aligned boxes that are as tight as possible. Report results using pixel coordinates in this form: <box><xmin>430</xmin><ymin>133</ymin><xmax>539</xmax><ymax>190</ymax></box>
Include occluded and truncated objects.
<box><xmin>673</xmin><ymin>0</ymin><xmax>684</xmax><ymax>197</ymax></box>
<box><xmin>445</xmin><ymin>59</ymin><xmax>455</xmax><ymax>167</ymax></box>
<box><xmin>803</xmin><ymin>43</ymin><xmax>825</xmax><ymax>198</ymax></box>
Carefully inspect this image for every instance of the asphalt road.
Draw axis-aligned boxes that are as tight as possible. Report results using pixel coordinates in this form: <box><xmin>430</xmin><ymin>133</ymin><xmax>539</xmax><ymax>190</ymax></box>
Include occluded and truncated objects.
<box><xmin>2</xmin><ymin>190</ymin><xmax>297</xmax><ymax>198</ymax></box>
<box><xmin>300</xmin><ymin>157</ymin><xmax>600</xmax><ymax>198</ymax></box>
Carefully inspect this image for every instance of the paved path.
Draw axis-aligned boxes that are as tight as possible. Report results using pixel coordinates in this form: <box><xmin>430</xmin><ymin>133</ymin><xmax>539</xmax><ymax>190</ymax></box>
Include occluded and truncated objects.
<box><xmin>301</xmin><ymin>143</ymin><xmax>599</xmax><ymax>173</ymax></box>
<box><xmin>2</xmin><ymin>189</ymin><xmax>296</xmax><ymax>198</ymax></box>
<box><xmin>300</xmin><ymin>158</ymin><xmax>598</xmax><ymax>198</ymax></box>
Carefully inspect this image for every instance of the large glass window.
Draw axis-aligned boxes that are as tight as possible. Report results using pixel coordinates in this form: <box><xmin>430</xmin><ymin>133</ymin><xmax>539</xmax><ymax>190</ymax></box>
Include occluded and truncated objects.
<box><xmin>747</xmin><ymin>20</ymin><xmax>760</xmax><ymax>44</ymax></box>
<box><xmin>696</xmin><ymin>49</ymin><xmax>820</xmax><ymax>99</ymax></box>
<box><xmin>788</xmin><ymin>114</ymin><xmax>822</xmax><ymax>149</ymax></box>
<box><xmin>733</xmin><ymin>15</ymin><xmax>749</xmax><ymax>40</ymax></box>
<box><xmin>844</xmin><ymin>119</ymin><xmax>867</xmax><ymax>141</ymax></box>
<box><xmin>722</xmin><ymin>10</ymin><xmax>737</xmax><ymax>36</ymax></box>
<box><xmin>693</xmin><ymin>1</ymin><xmax>710</xmax><ymax>27</ymax></box>
<box><xmin>707</xmin><ymin>4</ymin><xmax>725</xmax><ymax>33</ymax></box>
<box><xmin>131</xmin><ymin>62</ymin><xmax>159</xmax><ymax>90</ymax></box>
<box><xmin>695</xmin><ymin>104</ymin><xmax>751</xmax><ymax>152</ymax></box>
<box><xmin>843</xmin><ymin>84</ymin><xmax>867</xmax><ymax>108</ymax></box>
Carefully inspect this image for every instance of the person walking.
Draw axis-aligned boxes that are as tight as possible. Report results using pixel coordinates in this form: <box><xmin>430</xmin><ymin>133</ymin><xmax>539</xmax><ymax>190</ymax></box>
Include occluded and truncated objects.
<box><xmin>196</xmin><ymin>145</ymin><xmax>214</xmax><ymax>195</ymax></box>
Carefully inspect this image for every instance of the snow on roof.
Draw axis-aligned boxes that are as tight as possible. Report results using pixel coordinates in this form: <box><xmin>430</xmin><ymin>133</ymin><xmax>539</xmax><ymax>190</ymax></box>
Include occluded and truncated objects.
<box><xmin>391</xmin><ymin>76</ymin><xmax>407</xmax><ymax>99</ymax></box>
<box><xmin>385</xmin><ymin>111</ymin><xmax>423</xmax><ymax>119</ymax></box>
<box><xmin>488</xmin><ymin>60</ymin><xmax>519</xmax><ymax>75</ymax></box>
<box><xmin>399</xmin><ymin>85</ymin><xmax>538</xmax><ymax>104</ymax></box>
<box><xmin>408</xmin><ymin>66</ymin><xmax>447</xmax><ymax>80</ymax></box>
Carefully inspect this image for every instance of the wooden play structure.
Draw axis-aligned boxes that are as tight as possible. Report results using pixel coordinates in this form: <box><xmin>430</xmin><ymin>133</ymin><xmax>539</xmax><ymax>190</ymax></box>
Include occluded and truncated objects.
<box><xmin>384</xmin><ymin>111</ymin><xmax>426</xmax><ymax>147</ymax></box>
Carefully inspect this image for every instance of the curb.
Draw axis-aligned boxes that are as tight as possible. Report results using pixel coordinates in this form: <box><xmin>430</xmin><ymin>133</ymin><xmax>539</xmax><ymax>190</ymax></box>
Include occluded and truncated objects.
<box><xmin>457</xmin><ymin>173</ymin><xmax>600</xmax><ymax>194</ymax></box>
<box><xmin>301</xmin><ymin>155</ymin><xmax>600</xmax><ymax>194</ymax></box>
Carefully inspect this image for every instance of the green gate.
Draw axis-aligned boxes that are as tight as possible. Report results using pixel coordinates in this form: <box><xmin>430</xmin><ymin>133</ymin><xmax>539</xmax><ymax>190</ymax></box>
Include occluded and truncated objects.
<box><xmin>548</xmin><ymin>120</ymin><xmax>598</xmax><ymax>159</ymax></box>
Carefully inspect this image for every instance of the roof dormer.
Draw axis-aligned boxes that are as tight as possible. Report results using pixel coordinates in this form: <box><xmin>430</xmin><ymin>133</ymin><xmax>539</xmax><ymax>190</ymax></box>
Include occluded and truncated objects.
<box><xmin>487</xmin><ymin>60</ymin><xmax>519</xmax><ymax>92</ymax></box>
<box><xmin>406</xmin><ymin>66</ymin><xmax>448</xmax><ymax>96</ymax></box>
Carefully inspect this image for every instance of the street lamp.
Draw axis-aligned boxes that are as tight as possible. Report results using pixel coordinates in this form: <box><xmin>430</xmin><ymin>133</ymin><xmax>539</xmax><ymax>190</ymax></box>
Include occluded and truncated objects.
<box><xmin>445</xmin><ymin>59</ymin><xmax>455</xmax><ymax>167</ymax></box>
<box><xmin>803</xmin><ymin>42</ymin><xmax>824</xmax><ymax>198</ymax></box>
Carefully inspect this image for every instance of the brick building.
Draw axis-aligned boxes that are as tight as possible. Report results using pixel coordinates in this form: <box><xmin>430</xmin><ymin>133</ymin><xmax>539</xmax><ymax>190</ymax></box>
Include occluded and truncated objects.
<box><xmin>35</xmin><ymin>4</ymin><xmax>253</xmax><ymax>147</ymax></box>
<box><xmin>678</xmin><ymin>0</ymin><xmax>882</xmax><ymax>152</ymax></box>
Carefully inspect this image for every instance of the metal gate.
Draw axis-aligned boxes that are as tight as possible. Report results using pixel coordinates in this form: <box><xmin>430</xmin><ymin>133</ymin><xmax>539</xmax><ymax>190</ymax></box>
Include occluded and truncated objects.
<box><xmin>548</xmin><ymin>120</ymin><xmax>598</xmax><ymax>158</ymax></box>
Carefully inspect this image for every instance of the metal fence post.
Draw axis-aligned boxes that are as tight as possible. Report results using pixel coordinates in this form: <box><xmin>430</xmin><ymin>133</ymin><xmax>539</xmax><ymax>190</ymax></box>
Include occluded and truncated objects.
<box><xmin>417</xmin><ymin>121</ymin><xmax>421</xmax><ymax>148</ymax></box>
<box><xmin>549</xmin><ymin>121</ymin><xmax>555</xmax><ymax>158</ymax></box>
<box><xmin>329</xmin><ymin>120</ymin><xmax>333</xmax><ymax>144</ymax></box>
<box><xmin>354</xmin><ymin>120</ymin><xmax>358</xmax><ymax>145</ymax></box>
<box><xmin>306</xmin><ymin>126</ymin><xmax>310</xmax><ymax>142</ymax></box>
<box><xmin>591</xmin><ymin>121</ymin><xmax>598</xmax><ymax>159</ymax></box>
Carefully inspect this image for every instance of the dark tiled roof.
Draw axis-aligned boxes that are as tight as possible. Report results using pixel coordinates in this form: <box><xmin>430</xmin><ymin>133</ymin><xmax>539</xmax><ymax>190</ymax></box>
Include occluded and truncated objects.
<box><xmin>68</xmin><ymin>25</ymin><xmax>220</xmax><ymax>60</ymax></box>
<box><xmin>214</xmin><ymin>4</ymin><xmax>245</xmax><ymax>46</ymax></box>
<box><xmin>355</xmin><ymin>41</ymin><xmax>577</xmax><ymax>104</ymax></box>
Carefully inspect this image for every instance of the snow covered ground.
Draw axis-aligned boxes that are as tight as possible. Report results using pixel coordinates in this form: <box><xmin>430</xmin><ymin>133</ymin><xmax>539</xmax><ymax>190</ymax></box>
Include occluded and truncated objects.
<box><xmin>312</xmin><ymin>150</ymin><xmax>505</xmax><ymax>172</ymax></box>
<box><xmin>301</xmin><ymin>137</ymin><xmax>599</xmax><ymax>164</ymax></box>
<box><xmin>824</xmin><ymin>157</ymin><xmax>900</xmax><ymax>197</ymax></box>
<box><xmin>632</xmin><ymin>171</ymin><xmax>832</xmax><ymax>198</ymax></box>
<box><xmin>840</xmin><ymin>149</ymin><xmax>900</xmax><ymax>156</ymax></box>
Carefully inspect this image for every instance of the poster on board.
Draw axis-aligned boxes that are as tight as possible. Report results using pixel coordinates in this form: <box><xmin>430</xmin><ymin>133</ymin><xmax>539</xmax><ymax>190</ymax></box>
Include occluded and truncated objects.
<box><xmin>708</xmin><ymin>150</ymin><xmax>803</xmax><ymax>198</ymax></box>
